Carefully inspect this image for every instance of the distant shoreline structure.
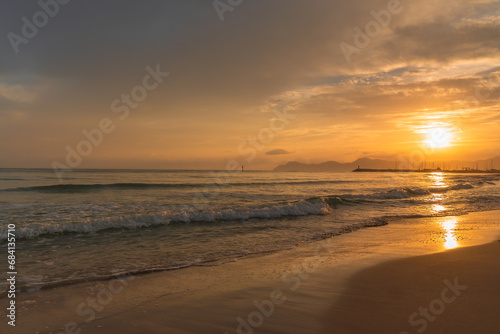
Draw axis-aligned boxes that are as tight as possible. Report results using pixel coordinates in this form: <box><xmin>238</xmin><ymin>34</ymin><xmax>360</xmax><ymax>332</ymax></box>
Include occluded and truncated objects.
<box><xmin>353</xmin><ymin>168</ymin><xmax>500</xmax><ymax>174</ymax></box>
<box><xmin>274</xmin><ymin>157</ymin><xmax>500</xmax><ymax>172</ymax></box>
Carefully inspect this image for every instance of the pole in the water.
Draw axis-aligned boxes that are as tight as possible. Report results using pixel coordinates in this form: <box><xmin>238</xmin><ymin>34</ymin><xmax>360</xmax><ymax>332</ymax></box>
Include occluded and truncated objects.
<box><xmin>242</xmin><ymin>165</ymin><xmax>244</xmax><ymax>172</ymax></box>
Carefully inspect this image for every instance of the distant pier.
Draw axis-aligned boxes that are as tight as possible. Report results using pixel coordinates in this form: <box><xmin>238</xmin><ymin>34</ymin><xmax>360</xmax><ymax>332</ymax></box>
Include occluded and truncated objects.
<box><xmin>353</xmin><ymin>168</ymin><xmax>500</xmax><ymax>174</ymax></box>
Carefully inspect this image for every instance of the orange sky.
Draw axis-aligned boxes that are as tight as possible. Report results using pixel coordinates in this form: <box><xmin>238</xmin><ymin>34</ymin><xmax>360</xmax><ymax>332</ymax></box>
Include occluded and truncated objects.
<box><xmin>0</xmin><ymin>0</ymin><xmax>499</xmax><ymax>169</ymax></box>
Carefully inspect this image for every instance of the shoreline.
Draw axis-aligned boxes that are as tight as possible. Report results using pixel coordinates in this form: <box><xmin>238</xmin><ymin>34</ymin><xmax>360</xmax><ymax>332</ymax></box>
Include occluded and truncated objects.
<box><xmin>2</xmin><ymin>210</ymin><xmax>500</xmax><ymax>333</ymax></box>
<box><xmin>0</xmin><ymin>218</ymin><xmax>390</xmax><ymax>297</ymax></box>
<box><xmin>324</xmin><ymin>240</ymin><xmax>500</xmax><ymax>333</ymax></box>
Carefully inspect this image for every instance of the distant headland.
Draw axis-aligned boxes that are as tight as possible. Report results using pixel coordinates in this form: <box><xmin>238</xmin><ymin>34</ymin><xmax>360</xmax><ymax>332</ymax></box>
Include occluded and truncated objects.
<box><xmin>273</xmin><ymin>157</ymin><xmax>500</xmax><ymax>172</ymax></box>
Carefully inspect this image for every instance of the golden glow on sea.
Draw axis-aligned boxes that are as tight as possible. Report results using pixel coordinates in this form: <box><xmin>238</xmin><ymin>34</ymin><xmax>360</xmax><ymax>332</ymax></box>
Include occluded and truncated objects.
<box><xmin>432</xmin><ymin>204</ymin><xmax>446</xmax><ymax>213</ymax></box>
<box><xmin>441</xmin><ymin>218</ymin><xmax>459</xmax><ymax>249</ymax></box>
<box><xmin>430</xmin><ymin>173</ymin><xmax>445</xmax><ymax>187</ymax></box>
<box><xmin>428</xmin><ymin>174</ymin><xmax>459</xmax><ymax>249</ymax></box>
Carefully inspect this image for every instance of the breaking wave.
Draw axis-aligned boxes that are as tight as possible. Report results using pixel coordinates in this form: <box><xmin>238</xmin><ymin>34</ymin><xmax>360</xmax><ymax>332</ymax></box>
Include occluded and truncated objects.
<box><xmin>2</xmin><ymin>180</ymin><xmax>355</xmax><ymax>193</ymax></box>
<box><xmin>0</xmin><ymin>199</ymin><xmax>333</xmax><ymax>240</ymax></box>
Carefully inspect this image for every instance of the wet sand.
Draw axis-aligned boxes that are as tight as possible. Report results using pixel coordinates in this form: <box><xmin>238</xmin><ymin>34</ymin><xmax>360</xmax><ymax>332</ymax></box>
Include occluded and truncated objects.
<box><xmin>323</xmin><ymin>241</ymin><xmax>500</xmax><ymax>334</ymax></box>
<box><xmin>2</xmin><ymin>210</ymin><xmax>500</xmax><ymax>334</ymax></box>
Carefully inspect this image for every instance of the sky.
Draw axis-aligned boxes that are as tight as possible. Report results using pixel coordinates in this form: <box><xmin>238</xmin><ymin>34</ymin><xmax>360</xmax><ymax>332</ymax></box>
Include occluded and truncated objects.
<box><xmin>0</xmin><ymin>0</ymin><xmax>499</xmax><ymax>170</ymax></box>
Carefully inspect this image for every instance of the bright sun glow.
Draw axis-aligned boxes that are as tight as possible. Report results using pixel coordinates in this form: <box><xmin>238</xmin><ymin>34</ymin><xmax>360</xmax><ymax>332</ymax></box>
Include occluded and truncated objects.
<box><xmin>425</xmin><ymin>127</ymin><xmax>453</xmax><ymax>148</ymax></box>
<box><xmin>441</xmin><ymin>218</ymin><xmax>459</xmax><ymax>249</ymax></box>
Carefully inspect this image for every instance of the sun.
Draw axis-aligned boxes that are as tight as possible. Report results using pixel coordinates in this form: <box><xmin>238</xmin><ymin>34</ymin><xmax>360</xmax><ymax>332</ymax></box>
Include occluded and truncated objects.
<box><xmin>425</xmin><ymin>127</ymin><xmax>453</xmax><ymax>148</ymax></box>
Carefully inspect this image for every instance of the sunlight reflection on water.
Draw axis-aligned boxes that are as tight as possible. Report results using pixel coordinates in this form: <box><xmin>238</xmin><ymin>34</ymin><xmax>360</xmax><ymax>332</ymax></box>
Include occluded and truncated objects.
<box><xmin>441</xmin><ymin>218</ymin><xmax>459</xmax><ymax>249</ymax></box>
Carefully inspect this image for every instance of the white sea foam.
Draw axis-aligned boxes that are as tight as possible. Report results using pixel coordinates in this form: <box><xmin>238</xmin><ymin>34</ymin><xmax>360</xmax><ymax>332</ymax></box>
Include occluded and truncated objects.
<box><xmin>370</xmin><ymin>183</ymin><xmax>475</xmax><ymax>200</ymax></box>
<box><xmin>0</xmin><ymin>199</ymin><xmax>332</xmax><ymax>240</ymax></box>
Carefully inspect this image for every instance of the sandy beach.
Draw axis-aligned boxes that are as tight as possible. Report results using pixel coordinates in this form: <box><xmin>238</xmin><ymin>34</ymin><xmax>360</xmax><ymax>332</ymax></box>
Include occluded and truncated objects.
<box><xmin>324</xmin><ymin>241</ymin><xmax>500</xmax><ymax>334</ymax></box>
<box><xmin>3</xmin><ymin>0</ymin><xmax>500</xmax><ymax>332</ymax></box>
<box><xmin>3</xmin><ymin>210</ymin><xmax>500</xmax><ymax>334</ymax></box>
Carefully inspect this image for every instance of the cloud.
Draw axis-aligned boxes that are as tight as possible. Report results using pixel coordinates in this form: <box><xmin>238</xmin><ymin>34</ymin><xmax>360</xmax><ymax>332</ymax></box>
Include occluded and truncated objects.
<box><xmin>0</xmin><ymin>0</ymin><xmax>499</xmax><ymax>168</ymax></box>
<box><xmin>265</xmin><ymin>149</ymin><xmax>293</xmax><ymax>155</ymax></box>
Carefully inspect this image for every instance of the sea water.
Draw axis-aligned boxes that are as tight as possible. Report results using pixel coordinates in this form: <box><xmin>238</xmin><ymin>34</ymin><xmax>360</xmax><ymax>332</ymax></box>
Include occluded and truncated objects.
<box><xmin>0</xmin><ymin>168</ymin><xmax>499</xmax><ymax>294</ymax></box>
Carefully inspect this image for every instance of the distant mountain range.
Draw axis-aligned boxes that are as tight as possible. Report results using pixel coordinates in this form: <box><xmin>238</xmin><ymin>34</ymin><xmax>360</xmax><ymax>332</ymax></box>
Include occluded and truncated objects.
<box><xmin>273</xmin><ymin>157</ymin><xmax>500</xmax><ymax>172</ymax></box>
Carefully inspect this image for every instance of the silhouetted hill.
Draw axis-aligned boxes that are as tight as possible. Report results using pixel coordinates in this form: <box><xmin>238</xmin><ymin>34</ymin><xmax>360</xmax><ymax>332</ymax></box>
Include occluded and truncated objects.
<box><xmin>273</xmin><ymin>158</ymin><xmax>395</xmax><ymax>172</ymax></box>
<box><xmin>272</xmin><ymin>156</ymin><xmax>500</xmax><ymax>172</ymax></box>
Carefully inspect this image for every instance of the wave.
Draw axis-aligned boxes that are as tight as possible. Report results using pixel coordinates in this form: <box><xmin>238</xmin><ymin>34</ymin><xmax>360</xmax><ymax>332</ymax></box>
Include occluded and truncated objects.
<box><xmin>2</xmin><ymin>180</ymin><xmax>355</xmax><ymax>193</ymax></box>
<box><xmin>0</xmin><ymin>199</ymin><xmax>333</xmax><ymax>240</ymax></box>
<box><xmin>0</xmin><ymin>180</ymin><xmax>482</xmax><ymax>240</ymax></box>
<box><xmin>429</xmin><ymin>183</ymin><xmax>474</xmax><ymax>193</ymax></box>
<box><xmin>466</xmin><ymin>195</ymin><xmax>500</xmax><ymax>212</ymax></box>
<box><xmin>368</xmin><ymin>183</ymin><xmax>475</xmax><ymax>199</ymax></box>
<box><xmin>0</xmin><ymin>216</ymin><xmax>390</xmax><ymax>296</ymax></box>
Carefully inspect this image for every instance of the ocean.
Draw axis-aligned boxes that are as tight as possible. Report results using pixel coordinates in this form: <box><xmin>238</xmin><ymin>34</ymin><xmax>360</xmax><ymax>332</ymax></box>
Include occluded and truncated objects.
<box><xmin>1</xmin><ymin>168</ymin><xmax>499</xmax><ymax>295</ymax></box>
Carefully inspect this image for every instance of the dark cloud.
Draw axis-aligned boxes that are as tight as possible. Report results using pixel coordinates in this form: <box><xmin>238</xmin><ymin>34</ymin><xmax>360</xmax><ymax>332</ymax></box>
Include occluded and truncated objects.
<box><xmin>0</xmin><ymin>0</ymin><xmax>498</xmax><ymax>168</ymax></box>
